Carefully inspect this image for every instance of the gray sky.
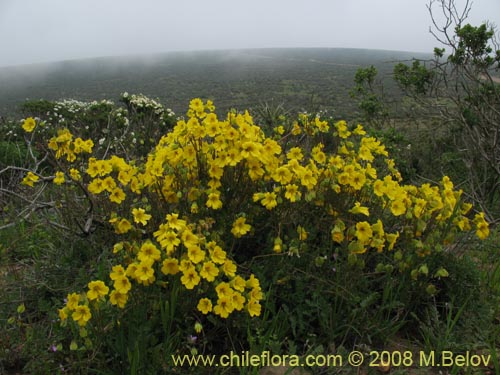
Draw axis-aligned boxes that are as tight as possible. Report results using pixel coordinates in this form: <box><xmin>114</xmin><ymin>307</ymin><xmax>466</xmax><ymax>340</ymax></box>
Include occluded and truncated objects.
<box><xmin>1</xmin><ymin>0</ymin><xmax>499</xmax><ymax>67</ymax></box>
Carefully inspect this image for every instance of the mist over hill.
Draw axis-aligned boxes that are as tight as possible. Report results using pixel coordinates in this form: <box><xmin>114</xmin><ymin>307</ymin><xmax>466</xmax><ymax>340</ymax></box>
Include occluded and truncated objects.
<box><xmin>0</xmin><ymin>48</ymin><xmax>430</xmax><ymax>119</ymax></box>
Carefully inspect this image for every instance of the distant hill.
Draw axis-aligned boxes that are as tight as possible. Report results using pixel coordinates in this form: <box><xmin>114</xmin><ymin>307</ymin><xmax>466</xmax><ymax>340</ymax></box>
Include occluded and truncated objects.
<box><xmin>0</xmin><ymin>48</ymin><xmax>430</xmax><ymax>119</ymax></box>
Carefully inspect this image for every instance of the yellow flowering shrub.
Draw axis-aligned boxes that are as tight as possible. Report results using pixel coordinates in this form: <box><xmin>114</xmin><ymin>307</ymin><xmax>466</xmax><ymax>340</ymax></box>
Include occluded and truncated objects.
<box><xmin>20</xmin><ymin>98</ymin><xmax>489</xmax><ymax>334</ymax></box>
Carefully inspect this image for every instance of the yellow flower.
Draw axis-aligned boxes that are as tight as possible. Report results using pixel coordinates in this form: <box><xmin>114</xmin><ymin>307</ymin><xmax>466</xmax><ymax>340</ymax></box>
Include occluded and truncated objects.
<box><xmin>355</xmin><ymin>221</ymin><xmax>373</xmax><ymax>244</ymax></box>
<box><xmin>86</xmin><ymin>280</ymin><xmax>109</xmax><ymax>301</ymax></box>
<box><xmin>284</xmin><ymin>184</ymin><xmax>301</xmax><ymax>202</ymax></box>
<box><xmin>222</xmin><ymin>260</ymin><xmax>237</xmax><ymax>277</ymax></box>
<box><xmin>113</xmin><ymin>276</ymin><xmax>131</xmax><ymax>294</ymax></box>
<box><xmin>231</xmin><ymin>217</ymin><xmax>251</xmax><ymax>238</ymax></box>
<box><xmin>110</xmin><ymin>265</ymin><xmax>126</xmax><ymax>280</ymax></box>
<box><xmin>273</xmin><ymin>237</ymin><xmax>283</xmax><ymax>253</ymax></box>
<box><xmin>231</xmin><ymin>292</ymin><xmax>246</xmax><ymax>311</ymax></box>
<box><xmin>272</xmin><ymin>166</ymin><xmax>293</xmax><ymax>184</ymax></box>
<box><xmin>132</xmin><ymin>208</ymin><xmax>152</xmax><ymax>226</ymax></box>
<box><xmin>21</xmin><ymin>172</ymin><xmax>39</xmax><ymax>187</ymax></box>
<box><xmin>22</xmin><ymin>117</ymin><xmax>36</xmax><ymax>132</ymax></box>
<box><xmin>456</xmin><ymin>217</ymin><xmax>471</xmax><ymax>231</ymax></box>
<box><xmin>88</xmin><ymin>178</ymin><xmax>106</xmax><ymax>194</ymax></box>
<box><xmin>200</xmin><ymin>261</ymin><xmax>219</xmax><ymax>281</ymax></box>
<box><xmin>138</xmin><ymin>241</ymin><xmax>161</xmax><ymax>262</ymax></box>
<box><xmin>247</xmin><ymin>299</ymin><xmax>262</xmax><ymax>317</ymax></box>
<box><xmin>413</xmin><ymin>198</ymin><xmax>427</xmax><ymax>218</ymax></box>
<box><xmin>178</xmin><ymin>260</ymin><xmax>193</xmax><ymax>273</ymax></box>
<box><xmin>311</xmin><ymin>146</ymin><xmax>327</xmax><ymax>164</ymax></box>
<box><xmin>287</xmin><ymin>147</ymin><xmax>304</xmax><ymax>161</ymax></box>
<box><xmin>53</xmin><ymin>171</ymin><xmax>65</xmax><ymax>185</ymax></box>
<box><xmin>156</xmin><ymin>229</ymin><xmax>180</xmax><ymax>254</ymax></box>
<box><xmin>349</xmin><ymin>202</ymin><xmax>370</xmax><ymax>216</ymax></box>
<box><xmin>215</xmin><ymin>282</ymin><xmax>233</xmax><ymax>298</ymax></box>
<box><xmin>335</xmin><ymin>120</ymin><xmax>351</xmax><ymax>138</ymax></box>
<box><xmin>348</xmin><ymin>171</ymin><xmax>366</xmax><ymax>191</ymax></box>
<box><xmin>58</xmin><ymin>307</ymin><xmax>68</xmax><ymax>321</ymax></box>
<box><xmin>214</xmin><ymin>296</ymin><xmax>234</xmax><ymax>318</ymax></box>
<box><xmin>161</xmin><ymin>258</ymin><xmax>180</xmax><ymax>275</ymax></box>
<box><xmin>299</xmin><ymin>168</ymin><xmax>318</xmax><ymax>190</ymax></box>
<box><xmin>474</xmin><ymin>213</ymin><xmax>489</xmax><ymax>240</ymax></box>
<box><xmin>386</xmin><ymin>232</ymin><xmax>400</xmax><ymax>251</ymax></box>
<box><xmin>109</xmin><ymin>290</ymin><xmax>128</xmax><ymax>308</ymax></box>
<box><xmin>114</xmin><ymin>218</ymin><xmax>132</xmax><ymax>234</ymax></box>
<box><xmin>249</xmin><ymin>287</ymin><xmax>263</xmax><ymax>301</ymax></box>
<box><xmin>206</xmin><ymin>192</ymin><xmax>223</xmax><ymax>209</ymax></box>
<box><xmin>102</xmin><ymin>177</ymin><xmax>117</xmax><ymax>192</ymax></box>
<box><xmin>297</xmin><ymin>225</ymin><xmax>308</xmax><ymax>241</ymax></box>
<box><xmin>331</xmin><ymin>225</ymin><xmax>345</xmax><ymax>244</ymax></box>
<box><xmin>134</xmin><ymin>259</ymin><xmax>155</xmax><ymax>282</ymax></box>
<box><xmin>246</xmin><ymin>274</ymin><xmax>260</xmax><ymax>289</ymax></box>
<box><xmin>69</xmin><ymin>168</ymin><xmax>81</xmax><ymax>181</ymax></box>
<box><xmin>291</xmin><ymin>122</ymin><xmax>302</xmax><ymax>135</ymax></box>
<box><xmin>231</xmin><ymin>275</ymin><xmax>247</xmax><ymax>292</ymax></box>
<box><xmin>353</xmin><ymin>124</ymin><xmax>366</xmax><ymax>135</ymax></box>
<box><xmin>66</xmin><ymin>292</ymin><xmax>80</xmax><ymax>311</ymax></box>
<box><xmin>180</xmin><ymin>268</ymin><xmax>201</xmax><ymax>289</ymax></box>
<box><xmin>274</xmin><ymin>125</ymin><xmax>285</xmax><ymax>135</ymax></box>
<box><xmin>197</xmin><ymin>298</ymin><xmax>213</xmax><ymax>314</ymax></box>
<box><xmin>187</xmin><ymin>245</ymin><xmax>206</xmax><ymax>264</ymax></box>
<box><xmin>210</xmin><ymin>245</ymin><xmax>227</xmax><ymax>264</ymax></box>
<box><xmin>260</xmin><ymin>192</ymin><xmax>278</xmax><ymax>210</ymax></box>
<box><xmin>390</xmin><ymin>199</ymin><xmax>407</xmax><ymax>216</ymax></box>
<box><xmin>72</xmin><ymin>305</ymin><xmax>91</xmax><ymax>326</ymax></box>
<box><xmin>109</xmin><ymin>187</ymin><xmax>126</xmax><ymax>204</ymax></box>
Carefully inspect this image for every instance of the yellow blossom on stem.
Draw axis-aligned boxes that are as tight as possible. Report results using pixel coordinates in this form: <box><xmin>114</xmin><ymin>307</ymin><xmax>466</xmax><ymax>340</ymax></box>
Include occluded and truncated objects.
<box><xmin>209</xmin><ymin>244</ymin><xmax>227</xmax><ymax>264</ymax></box>
<box><xmin>114</xmin><ymin>218</ymin><xmax>132</xmax><ymax>234</ymax></box>
<box><xmin>161</xmin><ymin>258</ymin><xmax>180</xmax><ymax>275</ymax></box>
<box><xmin>297</xmin><ymin>225</ymin><xmax>308</xmax><ymax>241</ymax></box>
<box><xmin>53</xmin><ymin>171</ymin><xmax>65</xmax><ymax>185</ymax></box>
<box><xmin>113</xmin><ymin>276</ymin><xmax>131</xmax><ymax>294</ymax></box>
<box><xmin>200</xmin><ymin>261</ymin><xmax>219</xmax><ymax>282</ymax></box>
<box><xmin>109</xmin><ymin>290</ymin><xmax>128</xmax><ymax>308</ymax></box>
<box><xmin>197</xmin><ymin>298</ymin><xmax>213</xmax><ymax>314</ymax></box>
<box><xmin>349</xmin><ymin>202</ymin><xmax>370</xmax><ymax>216</ymax></box>
<box><xmin>87</xmin><ymin>280</ymin><xmax>109</xmax><ymax>301</ymax></box>
<box><xmin>214</xmin><ymin>296</ymin><xmax>234</xmax><ymax>318</ymax></box>
<box><xmin>22</xmin><ymin>117</ymin><xmax>36</xmax><ymax>132</ymax></box>
<box><xmin>474</xmin><ymin>212</ymin><xmax>490</xmax><ymax>240</ymax></box>
<box><xmin>66</xmin><ymin>292</ymin><xmax>81</xmax><ymax>311</ymax></box>
<box><xmin>110</xmin><ymin>265</ymin><xmax>126</xmax><ymax>280</ymax></box>
<box><xmin>247</xmin><ymin>299</ymin><xmax>262</xmax><ymax>317</ymax></box>
<box><xmin>109</xmin><ymin>187</ymin><xmax>126</xmax><ymax>204</ymax></box>
<box><xmin>231</xmin><ymin>217</ymin><xmax>251</xmax><ymax>238</ymax></box>
<box><xmin>21</xmin><ymin>172</ymin><xmax>40</xmax><ymax>187</ymax></box>
<box><xmin>72</xmin><ymin>305</ymin><xmax>91</xmax><ymax>326</ymax></box>
<box><xmin>355</xmin><ymin>221</ymin><xmax>373</xmax><ymax>244</ymax></box>
<box><xmin>180</xmin><ymin>268</ymin><xmax>201</xmax><ymax>290</ymax></box>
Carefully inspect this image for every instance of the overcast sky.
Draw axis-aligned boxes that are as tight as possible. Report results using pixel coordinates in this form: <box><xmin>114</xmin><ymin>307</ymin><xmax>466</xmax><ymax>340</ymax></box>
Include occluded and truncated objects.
<box><xmin>1</xmin><ymin>0</ymin><xmax>499</xmax><ymax>67</ymax></box>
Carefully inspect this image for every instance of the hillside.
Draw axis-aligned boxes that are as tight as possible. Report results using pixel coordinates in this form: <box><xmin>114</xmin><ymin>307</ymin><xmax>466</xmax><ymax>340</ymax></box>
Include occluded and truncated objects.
<box><xmin>0</xmin><ymin>48</ymin><xmax>430</xmax><ymax>119</ymax></box>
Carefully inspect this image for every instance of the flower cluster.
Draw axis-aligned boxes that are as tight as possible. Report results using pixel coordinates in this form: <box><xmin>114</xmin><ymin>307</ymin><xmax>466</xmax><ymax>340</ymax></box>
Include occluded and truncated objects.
<box><xmin>121</xmin><ymin>92</ymin><xmax>175</xmax><ymax>121</ymax></box>
<box><xmin>20</xmin><ymin>98</ymin><xmax>490</xmax><ymax>330</ymax></box>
